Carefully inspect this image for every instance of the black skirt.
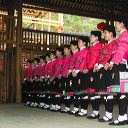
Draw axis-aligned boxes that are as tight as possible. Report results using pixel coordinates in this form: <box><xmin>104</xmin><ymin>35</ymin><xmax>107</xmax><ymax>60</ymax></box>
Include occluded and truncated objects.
<box><xmin>53</xmin><ymin>78</ymin><xmax>62</xmax><ymax>93</ymax></box>
<box><xmin>78</xmin><ymin>72</ymin><xmax>90</xmax><ymax>91</ymax></box>
<box><xmin>94</xmin><ymin>64</ymin><xmax>127</xmax><ymax>92</ymax></box>
<box><xmin>65</xmin><ymin>75</ymin><xmax>73</xmax><ymax>92</ymax></box>
<box><xmin>94</xmin><ymin>68</ymin><xmax>109</xmax><ymax>92</ymax></box>
<box><xmin>72</xmin><ymin>74</ymin><xmax>79</xmax><ymax>92</ymax></box>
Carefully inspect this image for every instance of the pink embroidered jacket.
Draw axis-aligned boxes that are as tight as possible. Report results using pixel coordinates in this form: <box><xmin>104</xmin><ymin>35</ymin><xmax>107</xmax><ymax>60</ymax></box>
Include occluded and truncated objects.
<box><xmin>97</xmin><ymin>40</ymin><xmax>118</xmax><ymax>65</ymax></box>
<box><xmin>61</xmin><ymin>55</ymin><xmax>72</xmax><ymax>77</ymax></box>
<box><xmin>84</xmin><ymin>42</ymin><xmax>102</xmax><ymax>70</ymax></box>
<box><xmin>54</xmin><ymin>57</ymin><xmax>64</xmax><ymax>78</ymax></box>
<box><xmin>111</xmin><ymin>31</ymin><xmax>128</xmax><ymax>64</ymax></box>
<box><xmin>75</xmin><ymin>48</ymin><xmax>88</xmax><ymax>72</ymax></box>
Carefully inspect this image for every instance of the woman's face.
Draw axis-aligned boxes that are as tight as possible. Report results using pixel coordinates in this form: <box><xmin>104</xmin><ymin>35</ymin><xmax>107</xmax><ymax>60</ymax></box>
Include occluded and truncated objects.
<box><xmin>115</xmin><ymin>21</ymin><xmax>122</xmax><ymax>32</ymax></box>
<box><xmin>103</xmin><ymin>30</ymin><xmax>112</xmax><ymax>41</ymax></box>
<box><xmin>78</xmin><ymin>40</ymin><xmax>85</xmax><ymax>48</ymax></box>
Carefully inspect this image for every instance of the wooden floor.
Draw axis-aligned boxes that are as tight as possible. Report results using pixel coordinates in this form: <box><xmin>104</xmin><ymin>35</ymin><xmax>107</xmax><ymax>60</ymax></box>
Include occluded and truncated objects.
<box><xmin>0</xmin><ymin>104</ymin><xmax>127</xmax><ymax>128</ymax></box>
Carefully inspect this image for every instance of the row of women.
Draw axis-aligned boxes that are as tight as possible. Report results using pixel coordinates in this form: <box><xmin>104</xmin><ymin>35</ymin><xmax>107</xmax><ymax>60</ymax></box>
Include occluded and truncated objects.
<box><xmin>23</xmin><ymin>18</ymin><xmax>128</xmax><ymax>126</ymax></box>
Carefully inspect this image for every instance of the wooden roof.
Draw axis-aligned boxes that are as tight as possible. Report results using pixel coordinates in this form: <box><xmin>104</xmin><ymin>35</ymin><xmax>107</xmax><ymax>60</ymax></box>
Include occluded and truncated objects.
<box><xmin>23</xmin><ymin>0</ymin><xmax>128</xmax><ymax>20</ymax></box>
<box><xmin>0</xmin><ymin>0</ymin><xmax>128</xmax><ymax>20</ymax></box>
<box><xmin>0</xmin><ymin>0</ymin><xmax>16</xmax><ymax>9</ymax></box>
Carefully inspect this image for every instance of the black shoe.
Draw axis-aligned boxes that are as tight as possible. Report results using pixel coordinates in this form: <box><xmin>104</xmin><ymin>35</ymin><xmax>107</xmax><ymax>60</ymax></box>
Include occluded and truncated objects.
<box><xmin>52</xmin><ymin>110</ymin><xmax>58</xmax><ymax>112</ymax></box>
<box><xmin>52</xmin><ymin>109</ymin><xmax>59</xmax><ymax>112</ymax></box>
<box><xmin>68</xmin><ymin>111</ymin><xmax>73</xmax><ymax>114</ymax></box>
<box><xmin>60</xmin><ymin>110</ymin><xmax>66</xmax><ymax>113</ymax></box>
<box><xmin>99</xmin><ymin>116</ymin><xmax>113</xmax><ymax>122</ymax></box>
<box><xmin>60</xmin><ymin>110</ymin><xmax>68</xmax><ymax>113</ymax></box>
<box><xmin>74</xmin><ymin>111</ymin><xmax>80</xmax><ymax>116</ymax></box>
<box><xmin>67</xmin><ymin>111</ymin><xmax>73</xmax><ymax>114</ymax></box>
<box><xmin>109</xmin><ymin>119</ymin><xmax>126</xmax><ymax>126</ymax></box>
<box><xmin>87</xmin><ymin>114</ymin><xmax>100</xmax><ymax>119</ymax></box>
<box><xmin>125</xmin><ymin>120</ymin><xmax>128</xmax><ymax>125</ymax></box>
<box><xmin>57</xmin><ymin>109</ymin><xmax>61</xmax><ymax>112</ymax></box>
<box><xmin>46</xmin><ymin>108</ymin><xmax>50</xmax><ymax>110</ymax></box>
<box><xmin>68</xmin><ymin>111</ymin><xmax>78</xmax><ymax>115</ymax></box>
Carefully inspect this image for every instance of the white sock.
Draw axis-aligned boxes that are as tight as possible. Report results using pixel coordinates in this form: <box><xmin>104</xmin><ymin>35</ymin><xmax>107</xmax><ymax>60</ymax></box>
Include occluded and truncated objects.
<box><xmin>103</xmin><ymin>111</ymin><xmax>112</xmax><ymax>121</ymax></box>
<box><xmin>79</xmin><ymin>112</ymin><xmax>86</xmax><ymax>116</ymax></box>
<box><xmin>56</xmin><ymin>105</ymin><xmax>60</xmax><ymax>109</ymax></box>
<box><xmin>74</xmin><ymin>107</ymin><xmax>79</xmax><ymax>111</ymax></box>
<box><xmin>26</xmin><ymin>101</ymin><xmax>30</xmax><ymax>105</ymax></box>
<box><xmin>67</xmin><ymin>96</ymin><xmax>70</xmax><ymax>99</ymax></box>
<box><xmin>81</xmin><ymin>109</ymin><xmax>87</xmax><ymax>114</ymax></box>
<box><xmin>35</xmin><ymin>103</ymin><xmax>38</xmax><ymax>106</ymax></box>
<box><xmin>57</xmin><ymin>106</ymin><xmax>61</xmax><ymax>109</ymax></box>
<box><xmin>93</xmin><ymin>110</ymin><xmax>99</xmax><ymax>116</ymax></box>
<box><xmin>107</xmin><ymin>95</ymin><xmax>114</xmax><ymax>100</ymax></box>
<box><xmin>83</xmin><ymin>96</ymin><xmax>88</xmax><ymax>100</ymax></box>
<box><xmin>90</xmin><ymin>97</ymin><xmax>95</xmax><ymax>100</ymax></box>
<box><xmin>114</xmin><ymin>115</ymin><xmax>126</xmax><ymax>124</ymax></box>
<box><xmin>64</xmin><ymin>97</ymin><xmax>67</xmax><ymax>99</ymax></box>
<box><xmin>95</xmin><ymin>95</ymin><xmax>100</xmax><ymax>99</ymax></box>
<box><xmin>103</xmin><ymin>116</ymin><xmax>109</xmax><ymax>121</ymax></box>
<box><xmin>66</xmin><ymin>107</ymin><xmax>70</xmax><ymax>111</ymax></box>
<box><xmin>106</xmin><ymin>111</ymin><xmax>112</xmax><ymax>119</ymax></box>
<box><xmin>40</xmin><ymin>103</ymin><xmax>44</xmax><ymax>106</ymax></box>
<box><xmin>124</xmin><ymin>114</ymin><xmax>128</xmax><ymax>120</ymax></box>
<box><xmin>53</xmin><ymin>105</ymin><xmax>56</xmax><ymax>109</ymax></box>
<box><xmin>46</xmin><ymin>105</ymin><xmax>50</xmax><ymax>107</ymax></box>
<box><xmin>120</xmin><ymin>95</ymin><xmax>126</xmax><ymax>99</ymax></box>
<box><xmin>118</xmin><ymin>115</ymin><xmax>126</xmax><ymax>121</ymax></box>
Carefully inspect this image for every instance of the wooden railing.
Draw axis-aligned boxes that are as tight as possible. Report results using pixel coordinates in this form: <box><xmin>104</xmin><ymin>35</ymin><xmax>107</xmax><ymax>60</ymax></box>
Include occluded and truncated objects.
<box><xmin>0</xmin><ymin>14</ymin><xmax>85</xmax><ymax>52</ymax></box>
<box><xmin>22</xmin><ymin>28</ymin><xmax>78</xmax><ymax>51</ymax></box>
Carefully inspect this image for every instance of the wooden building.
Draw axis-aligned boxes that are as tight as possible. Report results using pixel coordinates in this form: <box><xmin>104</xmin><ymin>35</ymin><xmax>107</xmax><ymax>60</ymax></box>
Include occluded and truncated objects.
<box><xmin>0</xmin><ymin>0</ymin><xmax>127</xmax><ymax>104</ymax></box>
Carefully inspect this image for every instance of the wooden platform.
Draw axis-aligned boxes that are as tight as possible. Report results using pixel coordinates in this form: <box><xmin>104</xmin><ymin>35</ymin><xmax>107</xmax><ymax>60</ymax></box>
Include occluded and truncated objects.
<box><xmin>0</xmin><ymin>104</ymin><xmax>127</xmax><ymax>128</ymax></box>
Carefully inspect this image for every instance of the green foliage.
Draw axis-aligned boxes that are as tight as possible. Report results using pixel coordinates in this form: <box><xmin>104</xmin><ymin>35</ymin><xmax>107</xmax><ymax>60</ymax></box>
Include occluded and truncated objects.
<box><xmin>63</xmin><ymin>14</ymin><xmax>105</xmax><ymax>35</ymax></box>
<box><xmin>23</xmin><ymin>12</ymin><xmax>105</xmax><ymax>35</ymax></box>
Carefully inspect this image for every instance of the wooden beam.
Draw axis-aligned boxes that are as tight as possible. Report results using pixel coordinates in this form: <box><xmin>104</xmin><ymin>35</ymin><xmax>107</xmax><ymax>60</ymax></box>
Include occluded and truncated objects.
<box><xmin>15</xmin><ymin>0</ymin><xmax>22</xmax><ymax>103</ymax></box>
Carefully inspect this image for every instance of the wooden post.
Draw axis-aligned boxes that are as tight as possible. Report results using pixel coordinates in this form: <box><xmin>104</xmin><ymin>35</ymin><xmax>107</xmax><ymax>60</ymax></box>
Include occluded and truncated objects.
<box><xmin>48</xmin><ymin>12</ymin><xmax>51</xmax><ymax>32</ymax></box>
<box><xmin>6</xmin><ymin>6</ymin><xmax>15</xmax><ymax>103</ymax></box>
<box><xmin>58</xmin><ymin>13</ymin><xmax>63</xmax><ymax>33</ymax></box>
<box><xmin>46</xmin><ymin>12</ymin><xmax>51</xmax><ymax>50</ymax></box>
<box><xmin>33</xmin><ymin>23</ymin><xmax>36</xmax><ymax>30</ymax></box>
<box><xmin>15</xmin><ymin>0</ymin><xmax>22</xmax><ymax>103</ymax></box>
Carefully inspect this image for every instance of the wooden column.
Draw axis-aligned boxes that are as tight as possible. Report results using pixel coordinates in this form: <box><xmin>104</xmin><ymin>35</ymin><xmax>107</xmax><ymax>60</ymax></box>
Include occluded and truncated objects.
<box><xmin>6</xmin><ymin>7</ymin><xmax>15</xmax><ymax>103</ymax></box>
<box><xmin>15</xmin><ymin>0</ymin><xmax>22</xmax><ymax>103</ymax></box>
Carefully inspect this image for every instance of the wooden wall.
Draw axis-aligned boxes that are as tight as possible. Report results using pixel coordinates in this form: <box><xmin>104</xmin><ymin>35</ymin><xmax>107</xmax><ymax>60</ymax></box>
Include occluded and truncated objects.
<box><xmin>0</xmin><ymin>9</ymin><xmax>79</xmax><ymax>103</ymax></box>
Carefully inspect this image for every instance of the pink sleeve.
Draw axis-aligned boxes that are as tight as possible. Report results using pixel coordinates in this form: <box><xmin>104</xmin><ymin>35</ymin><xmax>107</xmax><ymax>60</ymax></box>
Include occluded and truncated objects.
<box><xmin>68</xmin><ymin>56</ymin><xmax>73</xmax><ymax>70</ymax></box>
<box><xmin>43</xmin><ymin>65</ymin><xmax>48</xmax><ymax>77</ymax></box>
<box><xmin>88</xmin><ymin>47</ymin><xmax>101</xmax><ymax>70</ymax></box>
<box><xmin>77</xmin><ymin>50</ymin><xmax>87</xmax><ymax>71</ymax></box>
<box><xmin>54</xmin><ymin>59</ymin><xmax>63</xmax><ymax>77</ymax></box>
<box><xmin>111</xmin><ymin>40</ymin><xmax>128</xmax><ymax>64</ymax></box>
